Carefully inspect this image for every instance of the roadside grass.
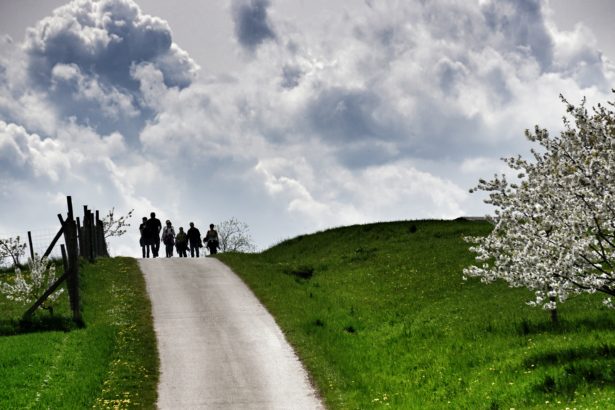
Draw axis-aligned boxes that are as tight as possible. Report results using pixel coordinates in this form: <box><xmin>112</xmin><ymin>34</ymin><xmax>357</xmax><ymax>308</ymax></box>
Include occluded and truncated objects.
<box><xmin>218</xmin><ymin>220</ymin><xmax>615</xmax><ymax>409</ymax></box>
<box><xmin>0</xmin><ymin>257</ymin><xmax>158</xmax><ymax>409</ymax></box>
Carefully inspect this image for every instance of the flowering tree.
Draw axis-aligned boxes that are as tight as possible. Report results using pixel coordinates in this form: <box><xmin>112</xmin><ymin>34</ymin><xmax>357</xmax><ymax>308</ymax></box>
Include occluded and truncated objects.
<box><xmin>0</xmin><ymin>255</ymin><xmax>63</xmax><ymax>312</ymax></box>
<box><xmin>102</xmin><ymin>208</ymin><xmax>134</xmax><ymax>238</ymax></box>
<box><xmin>0</xmin><ymin>236</ymin><xmax>27</xmax><ymax>267</ymax></box>
<box><xmin>217</xmin><ymin>218</ymin><xmax>256</xmax><ymax>253</ymax></box>
<box><xmin>464</xmin><ymin>94</ymin><xmax>615</xmax><ymax>313</ymax></box>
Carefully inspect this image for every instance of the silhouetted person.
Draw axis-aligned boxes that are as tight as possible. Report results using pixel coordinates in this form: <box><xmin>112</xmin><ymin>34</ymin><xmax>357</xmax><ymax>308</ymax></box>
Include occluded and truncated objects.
<box><xmin>187</xmin><ymin>222</ymin><xmax>202</xmax><ymax>257</ymax></box>
<box><xmin>175</xmin><ymin>227</ymin><xmax>188</xmax><ymax>257</ymax></box>
<box><xmin>139</xmin><ymin>216</ymin><xmax>151</xmax><ymax>258</ymax></box>
<box><xmin>162</xmin><ymin>220</ymin><xmax>175</xmax><ymax>258</ymax></box>
<box><xmin>205</xmin><ymin>224</ymin><xmax>219</xmax><ymax>255</ymax></box>
<box><xmin>147</xmin><ymin>212</ymin><xmax>162</xmax><ymax>258</ymax></box>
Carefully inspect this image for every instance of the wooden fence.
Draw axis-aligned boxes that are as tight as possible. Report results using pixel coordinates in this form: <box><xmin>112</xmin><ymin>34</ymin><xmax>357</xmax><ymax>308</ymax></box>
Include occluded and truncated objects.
<box><xmin>23</xmin><ymin>196</ymin><xmax>109</xmax><ymax>325</ymax></box>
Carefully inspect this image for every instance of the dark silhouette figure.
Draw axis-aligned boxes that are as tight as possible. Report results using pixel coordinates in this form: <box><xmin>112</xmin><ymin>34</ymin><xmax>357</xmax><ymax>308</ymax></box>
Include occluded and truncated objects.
<box><xmin>162</xmin><ymin>220</ymin><xmax>175</xmax><ymax>258</ymax></box>
<box><xmin>187</xmin><ymin>222</ymin><xmax>202</xmax><ymax>258</ymax></box>
<box><xmin>205</xmin><ymin>224</ymin><xmax>219</xmax><ymax>255</ymax></box>
<box><xmin>139</xmin><ymin>216</ymin><xmax>151</xmax><ymax>258</ymax></box>
<box><xmin>147</xmin><ymin>212</ymin><xmax>162</xmax><ymax>258</ymax></box>
<box><xmin>175</xmin><ymin>227</ymin><xmax>188</xmax><ymax>257</ymax></box>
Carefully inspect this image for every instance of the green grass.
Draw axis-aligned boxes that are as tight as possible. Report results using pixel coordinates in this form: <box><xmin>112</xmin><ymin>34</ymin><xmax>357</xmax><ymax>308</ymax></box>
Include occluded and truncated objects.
<box><xmin>218</xmin><ymin>220</ymin><xmax>615</xmax><ymax>409</ymax></box>
<box><xmin>0</xmin><ymin>257</ymin><xmax>158</xmax><ymax>409</ymax></box>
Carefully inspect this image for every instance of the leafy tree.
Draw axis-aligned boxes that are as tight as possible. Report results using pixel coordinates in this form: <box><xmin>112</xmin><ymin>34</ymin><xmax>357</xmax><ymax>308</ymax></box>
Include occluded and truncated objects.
<box><xmin>102</xmin><ymin>208</ymin><xmax>134</xmax><ymax>238</ymax></box>
<box><xmin>217</xmin><ymin>218</ymin><xmax>256</xmax><ymax>253</ymax></box>
<box><xmin>464</xmin><ymin>94</ymin><xmax>615</xmax><ymax>312</ymax></box>
<box><xmin>0</xmin><ymin>236</ymin><xmax>27</xmax><ymax>267</ymax></box>
<box><xmin>0</xmin><ymin>255</ymin><xmax>63</xmax><ymax>312</ymax></box>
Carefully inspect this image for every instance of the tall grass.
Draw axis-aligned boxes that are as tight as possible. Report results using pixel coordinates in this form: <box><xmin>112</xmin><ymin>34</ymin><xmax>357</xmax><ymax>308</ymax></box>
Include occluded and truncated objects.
<box><xmin>218</xmin><ymin>220</ymin><xmax>615</xmax><ymax>409</ymax></box>
<box><xmin>0</xmin><ymin>257</ymin><xmax>158</xmax><ymax>409</ymax></box>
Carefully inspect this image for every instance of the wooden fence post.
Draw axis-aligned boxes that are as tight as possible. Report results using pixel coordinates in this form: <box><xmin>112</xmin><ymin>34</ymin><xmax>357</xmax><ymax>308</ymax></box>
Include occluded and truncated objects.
<box><xmin>27</xmin><ymin>231</ymin><xmax>35</xmax><ymax>261</ymax></box>
<box><xmin>64</xmin><ymin>197</ymin><xmax>82</xmax><ymax>325</ymax></box>
<box><xmin>91</xmin><ymin>210</ymin><xmax>98</xmax><ymax>259</ymax></box>
<box><xmin>95</xmin><ymin>211</ymin><xmax>100</xmax><ymax>257</ymax></box>
<box><xmin>95</xmin><ymin>210</ymin><xmax>109</xmax><ymax>257</ymax></box>
<box><xmin>88</xmin><ymin>210</ymin><xmax>95</xmax><ymax>262</ymax></box>
<box><xmin>76</xmin><ymin>217</ymin><xmax>83</xmax><ymax>258</ymax></box>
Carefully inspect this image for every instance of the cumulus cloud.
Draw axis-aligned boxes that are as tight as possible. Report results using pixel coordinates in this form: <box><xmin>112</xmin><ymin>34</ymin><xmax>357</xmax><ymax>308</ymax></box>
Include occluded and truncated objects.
<box><xmin>21</xmin><ymin>0</ymin><xmax>198</xmax><ymax>138</ymax></box>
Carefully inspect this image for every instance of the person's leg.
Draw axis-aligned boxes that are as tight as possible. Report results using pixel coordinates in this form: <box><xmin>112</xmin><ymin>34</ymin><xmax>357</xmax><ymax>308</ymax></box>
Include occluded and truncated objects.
<box><xmin>195</xmin><ymin>246</ymin><xmax>199</xmax><ymax>258</ymax></box>
<box><xmin>142</xmin><ymin>246</ymin><xmax>145</xmax><ymax>258</ymax></box>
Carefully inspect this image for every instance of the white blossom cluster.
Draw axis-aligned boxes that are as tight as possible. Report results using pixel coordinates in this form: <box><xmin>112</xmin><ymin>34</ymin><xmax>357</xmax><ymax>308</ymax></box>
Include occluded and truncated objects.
<box><xmin>0</xmin><ymin>255</ymin><xmax>64</xmax><ymax>309</ymax></box>
<box><xmin>0</xmin><ymin>236</ymin><xmax>27</xmax><ymax>266</ymax></box>
<box><xmin>464</xmin><ymin>94</ymin><xmax>615</xmax><ymax>310</ymax></box>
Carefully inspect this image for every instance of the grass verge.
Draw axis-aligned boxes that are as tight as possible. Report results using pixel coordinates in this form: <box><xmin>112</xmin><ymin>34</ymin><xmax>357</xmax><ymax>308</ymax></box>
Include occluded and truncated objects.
<box><xmin>218</xmin><ymin>220</ymin><xmax>615</xmax><ymax>409</ymax></box>
<box><xmin>0</xmin><ymin>257</ymin><xmax>158</xmax><ymax>409</ymax></box>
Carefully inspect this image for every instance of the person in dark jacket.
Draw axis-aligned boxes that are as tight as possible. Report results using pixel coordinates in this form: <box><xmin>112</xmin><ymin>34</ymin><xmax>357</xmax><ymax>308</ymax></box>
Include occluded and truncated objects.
<box><xmin>175</xmin><ymin>227</ymin><xmax>188</xmax><ymax>257</ymax></box>
<box><xmin>187</xmin><ymin>222</ymin><xmax>202</xmax><ymax>258</ymax></box>
<box><xmin>139</xmin><ymin>216</ymin><xmax>151</xmax><ymax>258</ymax></box>
<box><xmin>146</xmin><ymin>212</ymin><xmax>162</xmax><ymax>257</ymax></box>
<box><xmin>205</xmin><ymin>224</ymin><xmax>219</xmax><ymax>255</ymax></box>
<box><xmin>161</xmin><ymin>220</ymin><xmax>175</xmax><ymax>257</ymax></box>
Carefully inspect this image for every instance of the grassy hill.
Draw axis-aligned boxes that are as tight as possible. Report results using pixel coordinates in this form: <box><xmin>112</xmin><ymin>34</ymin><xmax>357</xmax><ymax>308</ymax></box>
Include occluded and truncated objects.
<box><xmin>218</xmin><ymin>220</ymin><xmax>615</xmax><ymax>409</ymax></box>
<box><xmin>0</xmin><ymin>257</ymin><xmax>158</xmax><ymax>408</ymax></box>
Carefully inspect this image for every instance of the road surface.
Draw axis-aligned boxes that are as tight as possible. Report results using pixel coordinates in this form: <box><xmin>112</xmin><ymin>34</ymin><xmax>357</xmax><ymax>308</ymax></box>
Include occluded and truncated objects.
<box><xmin>139</xmin><ymin>257</ymin><xmax>324</xmax><ymax>409</ymax></box>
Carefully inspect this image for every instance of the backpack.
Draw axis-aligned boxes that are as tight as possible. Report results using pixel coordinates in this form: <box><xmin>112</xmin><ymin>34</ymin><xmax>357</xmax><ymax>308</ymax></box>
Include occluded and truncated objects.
<box><xmin>163</xmin><ymin>232</ymin><xmax>174</xmax><ymax>245</ymax></box>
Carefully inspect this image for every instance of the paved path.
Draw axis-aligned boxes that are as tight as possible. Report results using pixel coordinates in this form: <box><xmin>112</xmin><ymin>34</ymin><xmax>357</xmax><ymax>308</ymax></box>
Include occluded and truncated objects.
<box><xmin>139</xmin><ymin>257</ymin><xmax>324</xmax><ymax>410</ymax></box>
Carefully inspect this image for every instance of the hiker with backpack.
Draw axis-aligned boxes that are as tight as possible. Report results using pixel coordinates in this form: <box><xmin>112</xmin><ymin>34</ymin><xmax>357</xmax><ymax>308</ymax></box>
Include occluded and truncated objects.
<box><xmin>175</xmin><ymin>227</ymin><xmax>189</xmax><ymax>257</ymax></box>
<box><xmin>162</xmin><ymin>220</ymin><xmax>176</xmax><ymax>257</ymax></box>
<box><xmin>205</xmin><ymin>224</ymin><xmax>219</xmax><ymax>255</ymax></box>
<box><xmin>187</xmin><ymin>222</ymin><xmax>202</xmax><ymax>258</ymax></box>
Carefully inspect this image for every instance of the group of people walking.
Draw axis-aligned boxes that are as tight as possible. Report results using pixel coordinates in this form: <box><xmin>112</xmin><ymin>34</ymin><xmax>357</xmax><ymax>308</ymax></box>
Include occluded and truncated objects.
<box><xmin>139</xmin><ymin>212</ymin><xmax>219</xmax><ymax>258</ymax></box>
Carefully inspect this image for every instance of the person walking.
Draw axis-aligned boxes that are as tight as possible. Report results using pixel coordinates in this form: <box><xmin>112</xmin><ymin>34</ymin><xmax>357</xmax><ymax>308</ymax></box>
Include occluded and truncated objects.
<box><xmin>147</xmin><ymin>212</ymin><xmax>162</xmax><ymax>258</ymax></box>
<box><xmin>139</xmin><ymin>216</ymin><xmax>151</xmax><ymax>258</ymax></box>
<box><xmin>187</xmin><ymin>222</ymin><xmax>202</xmax><ymax>258</ymax></box>
<box><xmin>175</xmin><ymin>227</ymin><xmax>188</xmax><ymax>257</ymax></box>
<box><xmin>205</xmin><ymin>224</ymin><xmax>219</xmax><ymax>255</ymax></box>
<box><xmin>162</xmin><ymin>220</ymin><xmax>176</xmax><ymax>257</ymax></box>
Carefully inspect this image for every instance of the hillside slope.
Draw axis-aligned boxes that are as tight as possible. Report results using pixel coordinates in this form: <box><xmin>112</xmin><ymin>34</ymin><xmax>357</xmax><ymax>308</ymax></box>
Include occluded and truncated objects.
<box><xmin>219</xmin><ymin>220</ymin><xmax>615</xmax><ymax>409</ymax></box>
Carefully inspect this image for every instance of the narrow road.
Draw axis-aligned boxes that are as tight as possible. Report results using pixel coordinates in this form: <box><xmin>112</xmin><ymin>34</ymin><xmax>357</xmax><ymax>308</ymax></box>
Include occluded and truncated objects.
<box><xmin>139</xmin><ymin>257</ymin><xmax>324</xmax><ymax>410</ymax></box>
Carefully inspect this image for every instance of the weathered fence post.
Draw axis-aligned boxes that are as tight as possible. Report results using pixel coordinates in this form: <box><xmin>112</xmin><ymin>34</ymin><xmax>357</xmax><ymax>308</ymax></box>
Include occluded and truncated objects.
<box><xmin>95</xmin><ymin>210</ymin><xmax>109</xmax><ymax>257</ymax></box>
<box><xmin>27</xmin><ymin>231</ymin><xmax>34</xmax><ymax>261</ymax></box>
<box><xmin>91</xmin><ymin>210</ymin><xmax>98</xmax><ymax>259</ymax></box>
<box><xmin>60</xmin><ymin>244</ymin><xmax>68</xmax><ymax>274</ymax></box>
<box><xmin>76</xmin><ymin>216</ymin><xmax>83</xmax><ymax>258</ymax></box>
<box><xmin>82</xmin><ymin>206</ymin><xmax>92</xmax><ymax>262</ymax></box>
<box><xmin>64</xmin><ymin>196</ymin><xmax>82</xmax><ymax>325</ymax></box>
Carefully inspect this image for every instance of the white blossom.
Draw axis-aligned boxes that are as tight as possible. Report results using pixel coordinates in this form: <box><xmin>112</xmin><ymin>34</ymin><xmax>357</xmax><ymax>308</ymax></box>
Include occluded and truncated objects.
<box><xmin>0</xmin><ymin>255</ymin><xmax>64</xmax><ymax>310</ymax></box>
<box><xmin>464</xmin><ymin>94</ymin><xmax>615</xmax><ymax>310</ymax></box>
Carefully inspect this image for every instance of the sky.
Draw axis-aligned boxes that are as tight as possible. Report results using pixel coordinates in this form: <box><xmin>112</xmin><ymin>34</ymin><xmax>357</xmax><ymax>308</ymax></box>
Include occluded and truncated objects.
<box><xmin>1</xmin><ymin>0</ymin><xmax>614</xmax><ymax>256</ymax></box>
